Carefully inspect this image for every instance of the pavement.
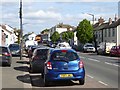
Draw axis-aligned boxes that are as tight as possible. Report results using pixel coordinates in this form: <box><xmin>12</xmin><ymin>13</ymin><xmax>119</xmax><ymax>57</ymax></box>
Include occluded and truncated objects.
<box><xmin>0</xmin><ymin>56</ymin><xmax>32</xmax><ymax>89</ymax></box>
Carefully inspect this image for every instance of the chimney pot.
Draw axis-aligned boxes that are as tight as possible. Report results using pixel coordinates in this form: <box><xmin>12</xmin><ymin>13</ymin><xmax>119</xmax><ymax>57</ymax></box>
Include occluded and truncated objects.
<box><xmin>109</xmin><ymin>18</ymin><xmax>112</xmax><ymax>25</ymax></box>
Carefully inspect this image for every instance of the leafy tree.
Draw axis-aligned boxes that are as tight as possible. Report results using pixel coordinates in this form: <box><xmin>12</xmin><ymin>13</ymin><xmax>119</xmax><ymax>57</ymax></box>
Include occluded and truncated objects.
<box><xmin>50</xmin><ymin>31</ymin><xmax>60</xmax><ymax>43</ymax></box>
<box><xmin>14</xmin><ymin>28</ymin><xmax>21</xmax><ymax>44</ymax></box>
<box><xmin>41</xmin><ymin>29</ymin><xmax>49</xmax><ymax>34</ymax></box>
<box><xmin>67</xmin><ymin>31</ymin><xmax>74</xmax><ymax>39</ymax></box>
<box><xmin>76</xmin><ymin>19</ymin><xmax>93</xmax><ymax>44</ymax></box>
<box><xmin>62</xmin><ymin>31</ymin><xmax>74</xmax><ymax>42</ymax></box>
<box><xmin>62</xmin><ymin>32</ymin><xmax>69</xmax><ymax>42</ymax></box>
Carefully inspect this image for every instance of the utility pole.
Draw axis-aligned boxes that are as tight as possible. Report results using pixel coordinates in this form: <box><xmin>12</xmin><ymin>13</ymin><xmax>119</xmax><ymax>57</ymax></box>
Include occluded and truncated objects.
<box><xmin>19</xmin><ymin>0</ymin><xmax>23</xmax><ymax>60</ymax></box>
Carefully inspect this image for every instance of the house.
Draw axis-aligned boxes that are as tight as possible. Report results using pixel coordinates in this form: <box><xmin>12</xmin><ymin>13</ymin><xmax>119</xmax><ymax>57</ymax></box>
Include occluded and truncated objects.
<box><xmin>48</xmin><ymin>23</ymin><xmax>75</xmax><ymax>41</ymax></box>
<box><xmin>0</xmin><ymin>24</ymin><xmax>17</xmax><ymax>46</ymax></box>
<box><xmin>24</xmin><ymin>32</ymin><xmax>38</xmax><ymax>47</ymax></box>
<box><xmin>93</xmin><ymin>16</ymin><xmax>120</xmax><ymax>46</ymax></box>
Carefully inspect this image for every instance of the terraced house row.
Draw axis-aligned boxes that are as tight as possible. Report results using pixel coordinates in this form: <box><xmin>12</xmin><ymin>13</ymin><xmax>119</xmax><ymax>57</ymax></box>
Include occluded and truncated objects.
<box><xmin>93</xmin><ymin>16</ymin><xmax>120</xmax><ymax>46</ymax></box>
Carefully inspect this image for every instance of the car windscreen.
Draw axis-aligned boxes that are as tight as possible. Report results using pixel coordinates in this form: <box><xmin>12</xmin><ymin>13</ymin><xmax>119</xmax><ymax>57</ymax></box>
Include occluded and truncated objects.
<box><xmin>51</xmin><ymin>51</ymin><xmax>79</xmax><ymax>61</ymax></box>
<box><xmin>86</xmin><ymin>45</ymin><xmax>93</xmax><ymax>47</ymax></box>
<box><xmin>9</xmin><ymin>44</ymin><xmax>19</xmax><ymax>51</ymax></box>
<box><xmin>36</xmin><ymin>49</ymin><xmax>48</xmax><ymax>60</ymax></box>
<box><xmin>0</xmin><ymin>47</ymin><xmax>9</xmax><ymax>54</ymax></box>
<box><xmin>32</xmin><ymin>47</ymin><xmax>37</xmax><ymax>52</ymax></box>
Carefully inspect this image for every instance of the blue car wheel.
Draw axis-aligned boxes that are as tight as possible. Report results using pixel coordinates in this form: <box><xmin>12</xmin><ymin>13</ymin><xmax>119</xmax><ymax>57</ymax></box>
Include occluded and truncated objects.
<box><xmin>78</xmin><ymin>78</ymin><xmax>85</xmax><ymax>85</ymax></box>
<box><xmin>44</xmin><ymin>76</ymin><xmax>50</xmax><ymax>86</ymax></box>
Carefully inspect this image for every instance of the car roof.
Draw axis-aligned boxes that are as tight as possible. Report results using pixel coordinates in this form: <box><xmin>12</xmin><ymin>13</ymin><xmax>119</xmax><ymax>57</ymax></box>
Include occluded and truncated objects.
<box><xmin>9</xmin><ymin>43</ymin><xmax>19</xmax><ymax>45</ymax></box>
<box><xmin>36</xmin><ymin>47</ymin><xmax>50</xmax><ymax>50</ymax></box>
<box><xmin>50</xmin><ymin>48</ymin><xmax>76</xmax><ymax>53</ymax></box>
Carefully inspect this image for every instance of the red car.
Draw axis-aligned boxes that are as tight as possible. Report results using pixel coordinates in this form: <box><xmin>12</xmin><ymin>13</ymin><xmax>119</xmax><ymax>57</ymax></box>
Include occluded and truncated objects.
<box><xmin>110</xmin><ymin>46</ymin><xmax>120</xmax><ymax>57</ymax></box>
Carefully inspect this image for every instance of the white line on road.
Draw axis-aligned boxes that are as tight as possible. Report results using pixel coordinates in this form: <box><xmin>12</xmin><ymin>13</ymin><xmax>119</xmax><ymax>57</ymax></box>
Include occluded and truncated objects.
<box><xmin>113</xmin><ymin>64</ymin><xmax>119</xmax><ymax>67</ymax></box>
<box><xmin>105</xmin><ymin>62</ymin><xmax>120</xmax><ymax>67</ymax></box>
<box><xmin>88</xmin><ymin>58</ymin><xmax>100</xmax><ymax>62</ymax></box>
<box><xmin>105</xmin><ymin>62</ymin><xmax>113</xmax><ymax>65</ymax></box>
<box><xmin>98</xmin><ymin>81</ymin><xmax>108</xmax><ymax>86</ymax></box>
<box><xmin>98</xmin><ymin>55</ymin><xmax>119</xmax><ymax>60</ymax></box>
<box><xmin>80</xmin><ymin>56</ymin><xmax>85</xmax><ymax>59</ymax></box>
<box><xmin>87</xmin><ymin>75</ymin><xmax>94</xmax><ymax>79</ymax></box>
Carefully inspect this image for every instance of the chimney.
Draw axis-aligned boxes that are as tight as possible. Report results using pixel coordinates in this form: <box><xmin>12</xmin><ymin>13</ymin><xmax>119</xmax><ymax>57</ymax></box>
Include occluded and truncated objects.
<box><xmin>114</xmin><ymin>14</ymin><xmax>118</xmax><ymax>21</ymax></box>
<box><xmin>98</xmin><ymin>17</ymin><xmax>104</xmax><ymax>25</ymax></box>
<box><xmin>109</xmin><ymin>18</ymin><xmax>112</xmax><ymax>25</ymax></box>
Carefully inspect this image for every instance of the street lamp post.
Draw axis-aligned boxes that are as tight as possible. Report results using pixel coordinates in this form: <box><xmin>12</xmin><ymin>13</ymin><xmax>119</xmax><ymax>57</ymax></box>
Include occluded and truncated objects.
<box><xmin>87</xmin><ymin>13</ymin><xmax>98</xmax><ymax>54</ymax></box>
<box><xmin>19</xmin><ymin>0</ymin><xmax>23</xmax><ymax>60</ymax></box>
<box><xmin>87</xmin><ymin>13</ymin><xmax>94</xmax><ymax>25</ymax></box>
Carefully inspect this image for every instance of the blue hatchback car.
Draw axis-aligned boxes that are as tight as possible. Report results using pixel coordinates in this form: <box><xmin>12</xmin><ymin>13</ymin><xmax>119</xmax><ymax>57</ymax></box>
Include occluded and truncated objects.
<box><xmin>43</xmin><ymin>48</ymin><xmax>85</xmax><ymax>86</ymax></box>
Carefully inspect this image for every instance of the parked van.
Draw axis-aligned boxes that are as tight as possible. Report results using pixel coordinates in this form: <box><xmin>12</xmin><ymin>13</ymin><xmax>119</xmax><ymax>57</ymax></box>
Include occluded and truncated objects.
<box><xmin>97</xmin><ymin>42</ymin><xmax>116</xmax><ymax>55</ymax></box>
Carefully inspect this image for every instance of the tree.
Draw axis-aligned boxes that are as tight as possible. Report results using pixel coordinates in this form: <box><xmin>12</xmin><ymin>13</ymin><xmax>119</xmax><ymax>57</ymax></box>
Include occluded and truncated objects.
<box><xmin>62</xmin><ymin>32</ymin><xmax>68</xmax><ymax>42</ymax></box>
<box><xmin>67</xmin><ymin>31</ymin><xmax>74</xmax><ymax>40</ymax></box>
<box><xmin>76</xmin><ymin>19</ymin><xmax>93</xmax><ymax>44</ymax></box>
<box><xmin>41</xmin><ymin>29</ymin><xmax>49</xmax><ymax>34</ymax></box>
<box><xmin>50</xmin><ymin>31</ymin><xmax>60</xmax><ymax>43</ymax></box>
<box><xmin>14</xmin><ymin>28</ymin><xmax>21</xmax><ymax>44</ymax></box>
<box><xmin>62</xmin><ymin>31</ymin><xmax>74</xmax><ymax>42</ymax></box>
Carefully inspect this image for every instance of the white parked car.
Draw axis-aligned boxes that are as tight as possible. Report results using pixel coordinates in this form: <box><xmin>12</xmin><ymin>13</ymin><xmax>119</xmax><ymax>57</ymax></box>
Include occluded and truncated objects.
<box><xmin>83</xmin><ymin>43</ymin><xmax>95</xmax><ymax>53</ymax></box>
<box><xmin>56</xmin><ymin>42</ymin><xmax>71</xmax><ymax>49</ymax></box>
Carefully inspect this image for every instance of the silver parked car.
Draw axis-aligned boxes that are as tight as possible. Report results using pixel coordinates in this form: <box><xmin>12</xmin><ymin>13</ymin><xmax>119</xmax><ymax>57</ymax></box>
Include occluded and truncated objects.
<box><xmin>8</xmin><ymin>43</ymin><xmax>20</xmax><ymax>56</ymax></box>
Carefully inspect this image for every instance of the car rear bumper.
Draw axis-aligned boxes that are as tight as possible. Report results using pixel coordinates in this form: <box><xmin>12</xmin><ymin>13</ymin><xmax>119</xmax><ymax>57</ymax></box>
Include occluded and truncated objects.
<box><xmin>30</xmin><ymin>61</ymin><xmax>44</xmax><ymax>73</ymax></box>
<box><xmin>84</xmin><ymin>49</ymin><xmax>95</xmax><ymax>52</ymax></box>
<box><xmin>45</xmin><ymin>69</ymin><xmax>85</xmax><ymax>81</ymax></box>
<box><xmin>0</xmin><ymin>59</ymin><xmax>11</xmax><ymax>65</ymax></box>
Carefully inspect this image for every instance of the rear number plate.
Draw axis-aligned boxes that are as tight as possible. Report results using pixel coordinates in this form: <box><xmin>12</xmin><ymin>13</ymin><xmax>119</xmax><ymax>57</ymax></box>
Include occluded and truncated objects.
<box><xmin>60</xmin><ymin>74</ymin><xmax>73</xmax><ymax>78</ymax></box>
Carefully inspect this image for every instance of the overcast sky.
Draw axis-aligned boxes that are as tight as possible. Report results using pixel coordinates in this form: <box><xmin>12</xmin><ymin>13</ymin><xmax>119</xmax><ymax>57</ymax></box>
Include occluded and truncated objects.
<box><xmin>0</xmin><ymin>0</ymin><xmax>120</xmax><ymax>34</ymax></box>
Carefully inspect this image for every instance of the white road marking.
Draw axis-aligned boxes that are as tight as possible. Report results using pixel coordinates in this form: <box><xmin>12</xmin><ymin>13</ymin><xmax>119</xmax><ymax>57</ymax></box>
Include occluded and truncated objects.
<box><xmin>105</xmin><ymin>62</ymin><xmax>120</xmax><ymax>67</ymax></box>
<box><xmin>80</xmin><ymin>56</ymin><xmax>85</xmax><ymax>59</ymax></box>
<box><xmin>87</xmin><ymin>75</ymin><xmax>94</xmax><ymax>79</ymax></box>
<box><xmin>105</xmin><ymin>62</ymin><xmax>113</xmax><ymax>65</ymax></box>
<box><xmin>113</xmin><ymin>64</ymin><xmax>119</xmax><ymax>67</ymax></box>
<box><xmin>98</xmin><ymin>55</ymin><xmax>120</xmax><ymax>60</ymax></box>
<box><xmin>98</xmin><ymin>81</ymin><xmax>108</xmax><ymax>86</ymax></box>
<box><xmin>88</xmin><ymin>58</ymin><xmax>100</xmax><ymax>62</ymax></box>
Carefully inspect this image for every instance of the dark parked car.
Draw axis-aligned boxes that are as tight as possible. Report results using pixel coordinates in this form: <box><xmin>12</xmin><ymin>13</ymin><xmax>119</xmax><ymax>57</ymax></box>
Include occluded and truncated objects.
<box><xmin>29</xmin><ymin>47</ymin><xmax>49</xmax><ymax>73</ymax></box>
<box><xmin>43</xmin><ymin>48</ymin><xmax>85</xmax><ymax>86</ymax></box>
<box><xmin>28</xmin><ymin>45</ymin><xmax>37</xmax><ymax>59</ymax></box>
<box><xmin>25</xmin><ymin>45</ymin><xmax>36</xmax><ymax>53</ymax></box>
<box><xmin>110</xmin><ymin>46</ymin><xmax>120</xmax><ymax>57</ymax></box>
<box><xmin>8</xmin><ymin>44</ymin><xmax>20</xmax><ymax>56</ymax></box>
<box><xmin>0</xmin><ymin>46</ymin><xmax>12</xmax><ymax>66</ymax></box>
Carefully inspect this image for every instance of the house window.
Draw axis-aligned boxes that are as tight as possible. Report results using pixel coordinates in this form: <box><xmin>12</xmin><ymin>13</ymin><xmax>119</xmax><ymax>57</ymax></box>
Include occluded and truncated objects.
<box><xmin>112</xmin><ymin>28</ymin><xmax>115</xmax><ymax>37</ymax></box>
<box><xmin>108</xmin><ymin>28</ymin><xmax>111</xmax><ymax>37</ymax></box>
<box><xmin>95</xmin><ymin>32</ymin><xmax>98</xmax><ymax>38</ymax></box>
<box><xmin>105</xmin><ymin>29</ymin><xmax>107</xmax><ymax>37</ymax></box>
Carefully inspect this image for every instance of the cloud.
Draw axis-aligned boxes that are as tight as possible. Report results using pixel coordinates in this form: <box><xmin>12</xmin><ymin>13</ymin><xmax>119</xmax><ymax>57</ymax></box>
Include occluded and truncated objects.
<box><xmin>1</xmin><ymin>0</ymin><xmax>120</xmax><ymax>2</ymax></box>
<box><xmin>2</xmin><ymin>13</ymin><xmax>17</xmax><ymax>19</ymax></box>
<box><xmin>23</xmin><ymin>10</ymin><xmax>62</xmax><ymax>22</ymax></box>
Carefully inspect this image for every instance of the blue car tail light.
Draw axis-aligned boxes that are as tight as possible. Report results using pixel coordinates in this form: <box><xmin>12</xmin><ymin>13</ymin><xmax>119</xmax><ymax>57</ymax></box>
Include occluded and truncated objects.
<box><xmin>47</xmin><ymin>62</ymin><xmax>52</xmax><ymax>70</ymax></box>
<box><xmin>79</xmin><ymin>60</ymin><xmax>84</xmax><ymax>68</ymax></box>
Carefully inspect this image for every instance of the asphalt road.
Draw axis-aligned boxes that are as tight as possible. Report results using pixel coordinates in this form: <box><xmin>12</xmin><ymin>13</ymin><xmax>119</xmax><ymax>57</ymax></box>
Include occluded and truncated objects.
<box><xmin>0</xmin><ymin>53</ymin><xmax>119</xmax><ymax>89</ymax></box>
<box><xmin>77</xmin><ymin>52</ymin><xmax>120</xmax><ymax>88</ymax></box>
